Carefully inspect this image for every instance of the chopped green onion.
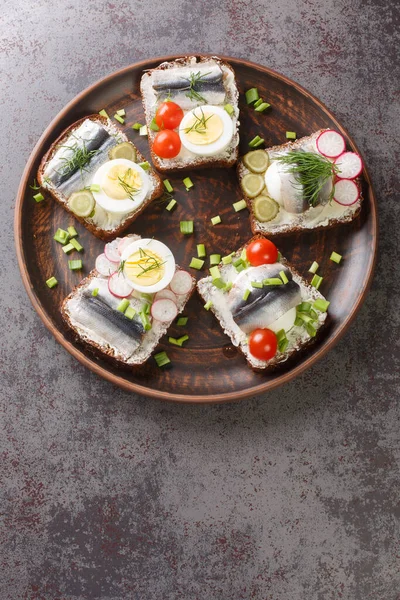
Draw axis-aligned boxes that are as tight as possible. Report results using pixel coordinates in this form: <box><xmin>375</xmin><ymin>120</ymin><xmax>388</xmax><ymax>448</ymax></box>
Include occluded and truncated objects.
<box><xmin>124</xmin><ymin>305</ymin><xmax>136</xmax><ymax>320</ymax></box>
<box><xmin>117</xmin><ymin>299</ymin><xmax>130</xmax><ymax>313</ymax></box>
<box><xmin>223</xmin><ymin>281</ymin><xmax>233</xmax><ymax>292</ymax></box>
<box><xmin>139</xmin><ymin>125</ymin><xmax>147</xmax><ymax>136</ymax></box>
<box><xmin>243</xmin><ymin>288</ymin><xmax>251</xmax><ymax>301</ymax></box>
<box><xmin>98</xmin><ymin>109</ymin><xmax>109</xmax><ymax>118</ymax></box>
<box><xmin>235</xmin><ymin>263</ymin><xmax>246</xmax><ymax>272</ymax></box>
<box><xmin>180</xmin><ymin>220</ymin><xmax>193</xmax><ymax>235</ymax></box>
<box><xmin>294</xmin><ymin>316</ymin><xmax>304</xmax><ymax>327</ymax></box>
<box><xmin>211</xmin><ymin>215</ymin><xmax>221</xmax><ymax>225</ymax></box>
<box><xmin>310</xmin><ymin>309</ymin><xmax>318</xmax><ymax>320</ymax></box>
<box><xmin>297</xmin><ymin>301</ymin><xmax>311</xmax><ymax>313</ymax></box>
<box><xmin>62</xmin><ymin>243</ymin><xmax>75</xmax><ymax>254</ymax></box>
<box><xmin>45</xmin><ymin>276</ymin><xmax>58</xmax><ymax>289</ymax></box>
<box><xmin>306</xmin><ymin>323</ymin><xmax>317</xmax><ymax>337</ymax></box>
<box><xmin>280</xmin><ymin>270</ymin><xmax>289</xmax><ymax>284</ymax></box>
<box><xmin>132</xmin><ymin>122</ymin><xmax>143</xmax><ymax>130</ymax></box>
<box><xmin>92</xmin><ymin>288</ymin><xmax>99</xmax><ymax>297</ymax></box>
<box><xmin>67</xmin><ymin>226</ymin><xmax>78</xmax><ymax>238</ymax></box>
<box><xmin>233</xmin><ymin>199</ymin><xmax>247</xmax><ymax>212</ymax></box>
<box><xmin>143</xmin><ymin>302</ymin><xmax>151</xmax><ymax>315</ymax></box>
<box><xmin>255</xmin><ymin>102</ymin><xmax>271</xmax><ymax>113</ymax></box>
<box><xmin>286</xmin><ymin>131</ymin><xmax>297</xmax><ymax>140</ymax></box>
<box><xmin>248</xmin><ymin>135</ymin><xmax>264</xmax><ymax>148</ymax></box>
<box><xmin>53</xmin><ymin>228</ymin><xmax>69</xmax><ymax>245</ymax></box>
<box><xmin>189</xmin><ymin>257</ymin><xmax>204</xmax><ymax>270</ymax></box>
<box><xmin>154</xmin><ymin>351</ymin><xmax>170</xmax><ymax>367</ymax></box>
<box><xmin>89</xmin><ymin>184</ymin><xmax>100</xmax><ymax>193</ymax></box>
<box><xmin>166</xmin><ymin>199</ymin><xmax>177</xmax><ymax>212</ymax></box>
<box><xmin>276</xmin><ymin>329</ymin><xmax>289</xmax><ymax>353</ymax></box>
<box><xmin>253</xmin><ymin>98</ymin><xmax>263</xmax><ymax>108</ymax></box>
<box><xmin>263</xmin><ymin>277</ymin><xmax>283</xmax><ymax>285</ymax></box>
<box><xmin>204</xmin><ymin>300</ymin><xmax>213</xmax><ymax>311</ymax></box>
<box><xmin>311</xmin><ymin>274</ymin><xmax>323</xmax><ymax>290</ymax></box>
<box><xmin>183</xmin><ymin>177</ymin><xmax>194</xmax><ymax>191</ymax></box>
<box><xmin>210</xmin><ymin>254</ymin><xmax>221</xmax><ymax>266</ymax></box>
<box><xmin>330</xmin><ymin>251</ymin><xmax>342</xmax><ymax>264</ymax></box>
<box><xmin>309</xmin><ymin>261</ymin><xmax>319</xmax><ymax>274</ymax></box>
<box><xmin>313</xmin><ymin>298</ymin><xmax>330</xmax><ymax>312</ymax></box>
<box><xmin>245</xmin><ymin>87</ymin><xmax>259</xmax><ymax>105</ymax></box>
<box><xmin>251</xmin><ymin>281</ymin><xmax>263</xmax><ymax>288</ymax></box>
<box><xmin>197</xmin><ymin>244</ymin><xmax>206</xmax><ymax>258</ymax></box>
<box><xmin>33</xmin><ymin>192</ymin><xmax>44</xmax><ymax>203</ymax></box>
<box><xmin>212</xmin><ymin>279</ymin><xmax>225</xmax><ymax>289</ymax></box>
<box><xmin>224</xmin><ymin>103</ymin><xmax>234</xmax><ymax>115</ymax></box>
<box><xmin>141</xmin><ymin>293</ymin><xmax>153</xmax><ymax>302</ymax></box>
<box><xmin>149</xmin><ymin>117</ymin><xmax>160</xmax><ymax>131</ymax></box>
<box><xmin>210</xmin><ymin>266</ymin><xmax>221</xmax><ymax>281</ymax></box>
<box><xmin>233</xmin><ymin>258</ymin><xmax>243</xmax><ymax>268</ymax></box>
<box><xmin>177</xmin><ymin>316</ymin><xmax>188</xmax><ymax>327</ymax></box>
<box><xmin>163</xmin><ymin>179</ymin><xmax>173</xmax><ymax>193</ymax></box>
<box><xmin>138</xmin><ymin>161</ymin><xmax>150</xmax><ymax>171</ymax></box>
<box><xmin>116</xmin><ymin>108</ymin><xmax>126</xmax><ymax>117</ymax></box>
<box><xmin>114</xmin><ymin>113</ymin><xmax>125</xmax><ymax>124</ymax></box>
<box><xmin>68</xmin><ymin>259</ymin><xmax>83</xmax><ymax>271</ymax></box>
<box><xmin>296</xmin><ymin>311</ymin><xmax>315</xmax><ymax>324</ymax></box>
<box><xmin>240</xmin><ymin>248</ymin><xmax>247</xmax><ymax>262</ymax></box>
<box><xmin>140</xmin><ymin>312</ymin><xmax>152</xmax><ymax>331</ymax></box>
<box><xmin>222</xmin><ymin>253</ymin><xmax>234</xmax><ymax>265</ymax></box>
<box><xmin>169</xmin><ymin>335</ymin><xmax>189</xmax><ymax>347</ymax></box>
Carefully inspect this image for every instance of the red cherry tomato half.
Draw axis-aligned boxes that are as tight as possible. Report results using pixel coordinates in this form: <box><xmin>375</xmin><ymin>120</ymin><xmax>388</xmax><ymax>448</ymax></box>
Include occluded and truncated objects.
<box><xmin>152</xmin><ymin>129</ymin><xmax>181</xmax><ymax>159</ymax></box>
<box><xmin>246</xmin><ymin>238</ymin><xmax>278</xmax><ymax>266</ymax></box>
<box><xmin>155</xmin><ymin>101</ymin><xmax>184</xmax><ymax>130</ymax></box>
<box><xmin>248</xmin><ymin>328</ymin><xmax>278</xmax><ymax>361</ymax></box>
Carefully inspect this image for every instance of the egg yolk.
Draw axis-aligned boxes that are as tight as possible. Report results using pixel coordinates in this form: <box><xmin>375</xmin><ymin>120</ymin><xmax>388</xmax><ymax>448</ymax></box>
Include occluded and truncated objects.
<box><xmin>183</xmin><ymin>110</ymin><xmax>224</xmax><ymax>146</ymax></box>
<box><xmin>124</xmin><ymin>249</ymin><xmax>165</xmax><ymax>286</ymax></box>
<box><xmin>102</xmin><ymin>165</ymin><xmax>142</xmax><ymax>200</ymax></box>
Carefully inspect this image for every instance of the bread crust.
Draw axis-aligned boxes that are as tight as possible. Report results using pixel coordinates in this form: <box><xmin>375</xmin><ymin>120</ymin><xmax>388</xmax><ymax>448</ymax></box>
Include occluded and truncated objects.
<box><xmin>37</xmin><ymin>115</ymin><xmax>164</xmax><ymax>241</ymax></box>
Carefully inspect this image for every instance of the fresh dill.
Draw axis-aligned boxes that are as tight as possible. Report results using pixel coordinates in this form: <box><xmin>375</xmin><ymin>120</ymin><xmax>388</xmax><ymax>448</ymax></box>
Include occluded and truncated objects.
<box><xmin>117</xmin><ymin>168</ymin><xmax>139</xmax><ymax>201</ymax></box>
<box><xmin>57</xmin><ymin>140</ymin><xmax>99</xmax><ymax>179</ymax></box>
<box><xmin>42</xmin><ymin>176</ymin><xmax>52</xmax><ymax>186</ymax></box>
<box><xmin>183</xmin><ymin>107</ymin><xmax>213</xmax><ymax>135</ymax></box>
<box><xmin>29</xmin><ymin>179</ymin><xmax>41</xmax><ymax>191</ymax></box>
<box><xmin>181</xmin><ymin>70</ymin><xmax>211</xmax><ymax>104</ymax></box>
<box><xmin>275</xmin><ymin>151</ymin><xmax>339</xmax><ymax>207</ymax></box>
<box><xmin>156</xmin><ymin>191</ymin><xmax>174</xmax><ymax>205</ymax></box>
<box><xmin>118</xmin><ymin>260</ymin><xmax>126</xmax><ymax>274</ymax></box>
<box><xmin>136</xmin><ymin>247</ymin><xmax>166</xmax><ymax>278</ymax></box>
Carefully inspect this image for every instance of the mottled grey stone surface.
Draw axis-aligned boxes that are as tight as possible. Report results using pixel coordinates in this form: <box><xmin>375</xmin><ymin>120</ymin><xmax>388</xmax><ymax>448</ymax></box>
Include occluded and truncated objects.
<box><xmin>1</xmin><ymin>0</ymin><xmax>399</xmax><ymax>598</ymax></box>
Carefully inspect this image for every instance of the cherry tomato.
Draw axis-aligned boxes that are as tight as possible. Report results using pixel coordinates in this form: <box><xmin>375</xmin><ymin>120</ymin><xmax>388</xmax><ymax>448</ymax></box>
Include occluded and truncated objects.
<box><xmin>155</xmin><ymin>101</ymin><xmax>184</xmax><ymax>130</ymax></box>
<box><xmin>152</xmin><ymin>129</ymin><xmax>181</xmax><ymax>159</ymax></box>
<box><xmin>248</xmin><ymin>328</ymin><xmax>278</xmax><ymax>361</ymax></box>
<box><xmin>246</xmin><ymin>238</ymin><xmax>278</xmax><ymax>266</ymax></box>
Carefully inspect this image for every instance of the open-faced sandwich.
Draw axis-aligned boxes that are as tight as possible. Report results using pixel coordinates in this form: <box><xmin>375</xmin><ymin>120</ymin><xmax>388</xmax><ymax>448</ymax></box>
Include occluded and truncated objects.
<box><xmin>38</xmin><ymin>115</ymin><xmax>163</xmax><ymax>241</ymax></box>
<box><xmin>237</xmin><ymin>129</ymin><xmax>363</xmax><ymax>235</ymax></box>
<box><xmin>140</xmin><ymin>56</ymin><xmax>239</xmax><ymax>172</ymax></box>
<box><xmin>62</xmin><ymin>234</ymin><xmax>195</xmax><ymax>367</ymax></box>
<box><xmin>197</xmin><ymin>236</ymin><xmax>330</xmax><ymax>371</ymax></box>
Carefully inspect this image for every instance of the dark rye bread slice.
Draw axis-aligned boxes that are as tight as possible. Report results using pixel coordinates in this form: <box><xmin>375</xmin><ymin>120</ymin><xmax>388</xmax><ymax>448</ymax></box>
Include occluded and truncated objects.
<box><xmin>196</xmin><ymin>235</ymin><xmax>328</xmax><ymax>372</ymax></box>
<box><xmin>37</xmin><ymin>115</ymin><xmax>164</xmax><ymax>241</ymax></box>
<box><xmin>140</xmin><ymin>55</ymin><xmax>239</xmax><ymax>173</ymax></box>
<box><xmin>237</xmin><ymin>130</ymin><xmax>363</xmax><ymax>237</ymax></box>
<box><xmin>61</xmin><ymin>266</ymin><xmax>196</xmax><ymax>370</ymax></box>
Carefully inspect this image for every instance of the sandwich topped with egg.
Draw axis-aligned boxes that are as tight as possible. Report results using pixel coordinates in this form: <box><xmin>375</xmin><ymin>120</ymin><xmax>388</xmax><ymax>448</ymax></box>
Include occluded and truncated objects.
<box><xmin>37</xmin><ymin>115</ymin><xmax>163</xmax><ymax>240</ymax></box>
<box><xmin>140</xmin><ymin>56</ymin><xmax>239</xmax><ymax>172</ymax></box>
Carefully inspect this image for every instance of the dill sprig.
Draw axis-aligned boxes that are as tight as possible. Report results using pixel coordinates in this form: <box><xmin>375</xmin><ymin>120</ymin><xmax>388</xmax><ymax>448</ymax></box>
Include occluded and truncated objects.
<box><xmin>183</xmin><ymin>107</ymin><xmax>213</xmax><ymax>135</ymax></box>
<box><xmin>136</xmin><ymin>247</ymin><xmax>167</xmax><ymax>278</ymax></box>
<box><xmin>275</xmin><ymin>151</ymin><xmax>339</xmax><ymax>207</ymax></box>
<box><xmin>156</xmin><ymin>190</ymin><xmax>174</xmax><ymax>205</ymax></box>
<box><xmin>118</xmin><ymin>168</ymin><xmax>139</xmax><ymax>201</ymax></box>
<box><xmin>181</xmin><ymin>70</ymin><xmax>211</xmax><ymax>104</ymax></box>
<box><xmin>29</xmin><ymin>179</ymin><xmax>41</xmax><ymax>191</ymax></box>
<box><xmin>118</xmin><ymin>260</ymin><xmax>126</xmax><ymax>274</ymax></box>
<box><xmin>57</xmin><ymin>140</ymin><xmax>99</xmax><ymax>179</ymax></box>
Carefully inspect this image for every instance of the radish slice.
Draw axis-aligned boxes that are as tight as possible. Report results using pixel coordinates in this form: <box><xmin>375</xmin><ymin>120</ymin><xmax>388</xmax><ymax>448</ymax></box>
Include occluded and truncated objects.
<box><xmin>169</xmin><ymin>270</ymin><xmax>193</xmax><ymax>296</ymax></box>
<box><xmin>118</xmin><ymin>234</ymin><xmax>141</xmax><ymax>255</ymax></box>
<box><xmin>95</xmin><ymin>253</ymin><xmax>118</xmax><ymax>277</ymax></box>
<box><xmin>316</xmin><ymin>130</ymin><xmax>346</xmax><ymax>158</ymax></box>
<box><xmin>151</xmin><ymin>298</ymin><xmax>178</xmax><ymax>323</ymax></box>
<box><xmin>154</xmin><ymin>289</ymin><xmax>178</xmax><ymax>303</ymax></box>
<box><xmin>108</xmin><ymin>272</ymin><xmax>132</xmax><ymax>298</ymax></box>
<box><xmin>104</xmin><ymin>240</ymin><xmax>121</xmax><ymax>263</ymax></box>
<box><xmin>333</xmin><ymin>179</ymin><xmax>360</xmax><ymax>206</ymax></box>
<box><xmin>334</xmin><ymin>152</ymin><xmax>363</xmax><ymax>180</ymax></box>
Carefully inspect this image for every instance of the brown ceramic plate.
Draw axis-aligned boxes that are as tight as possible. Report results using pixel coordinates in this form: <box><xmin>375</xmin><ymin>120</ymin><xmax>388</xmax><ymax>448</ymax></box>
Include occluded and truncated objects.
<box><xmin>14</xmin><ymin>55</ymin><xmax>377</xmax><ymax>403</ymax></box>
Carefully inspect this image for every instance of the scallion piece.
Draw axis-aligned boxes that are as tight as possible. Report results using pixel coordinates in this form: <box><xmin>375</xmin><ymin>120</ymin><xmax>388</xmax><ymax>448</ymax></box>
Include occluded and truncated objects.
<box><xmin>116</xmin><ymin>108</ymin><xmax>126</xmax><ymax>117</ymax></box>
<box><xmin>251</xmin><ymin>281</ymin><xmax>263</xmax><ymax>288</ymax></box>
<box><xmin>149</xmin><ymin>117</ymin><xmax>159</xmax><ymax>131</ymax></box>
<box><xmin>53</xmin><ymin>228</ymin><xmax>69</xmax><ymax>245</ymax></box>
<box><xmin>132</xmin><ymin>122</ymin><xmax>143</xmax><ymax>130</ymax></box>
<box><xmin>114</xmin><ymin>113</ymin><xmax>125</xmax><ymax>124</ymax></box>
<box><xmin>224</xmin><ymin>103</ymin><xmax>234</xmax><ymax>115</ymax></box>
<box><xmin>248</xmin><ymin>135</ymin><xmax>264</xmax><ymax>148</ymax></box>
<box><xmin>98</xmin><ymin>109</ymin><xmax>109</xmax><ymax>118</ymax></box>
<box><xmin>296</xmin><ymin>311</ymin><xmax>315</xmax><ymax>324</ymax></box>
<box><xmin>177</xmin><ymin>316</ymin><xmax>188</xmax><ymax>327</ymax></box>
<box><xmin>154</xmin><ymin>351</ymin><xmax>170</xmax><ymax>367</ymax></box>
<box><xmin>33</xmin><ymin>192</ymin><xmax>44</xmax><ymax>203</ymax></box>
<box><xmin>330</xmin><ymin>251</ymin><xmax>342</xmax><ymax>264</ymax></box>
<box><xmin>180</xmin><ymin>220</ymin><xmax>193</xmax><ymax>235</ymax></box>
<box><xmin>140</xmin><ymin>312</ymin><xmax>152</xmax><ymax>331</ymax></box>
<box><xmin>90</xmin><ymin>184</ymin><xmax>100</xmax><ymax>193</ymax></box>
<box><xmin>163</xmin><ymin>179</ymin><xmax>173</xmax><ymax>193</ymax></box>
<box><xmin>68</xmin><ymin>259</ymin><xmax>83</xmax><ymax>271</ymax></box>
<box><xmin>143</xmin><ymin>302</ymin><xmax>151</xmax><ymax>315</ymax></box>
<box><xmin>235</xmin><ymin>263</ymin><xmax>246</xmax><ymax>272</ymax></box>
<box><xmin>124</xmin><ymin>305</ymin><xmax>136</xmax><ymax>320</ymax></box>
<box><xmin>169</xmin><ymin>335</ymin><xmax>189</xmax><ymax>347</ymax></box>
<box><xmin>166</xmin><ymin>199</ymin><xmax>177</xmax><ymax>212</ymax></box>
<box><xmin>310</xmin><ymin>309</ymin><xmax>318</xmax><ymax>320</ymax></box>
<box><xmin>280</xmin><ymin>270</ymin><xmax>289</xmax><ymax>284</ymax></box>
<box><xmin>313</xmin><ymin>298</ymin><xmax>330</xmax><ymax>312</ymax></box>
<box><xmin>211</xmin><ymin>215</ymin><xmax>221</xmax><ymax>225</ymax></box>
<box><xmin>245</xmin><ymin>87</ymin><xmax>259</xmax><ymax>105</ymax></box>
<box><xmin>276</xmin><ymin>329</ymin><xmax>289</xmax><ymax>353</ymax></box>
<box><xmin>189</xmin><ymin>257</ymin><xmax>204</xmax><ymax>270</ymax></box>
<box><xmin>138</xmin><ymin>161</ymin><xmax>150</xmax><ymax>171</ymax></box>
<box><xmin>294</xmin><ymin>317</ymin><xmax>304</xmax><ymax>327</ymax></box>
<box><xmin>139</xmin><ymin>125</ymin><xmax>147</xmax><ymax>136</ymax></box>
<box><xmin>263</xmin><ymin>277</ymin><xmax>283</xmax><ymax>285</ymax></box>
<box><xmin>212</xmin><ymin>279</ymin><xmax>225</xmax><ymax>289</ymax></box>
<box><xmin>233</xmin><ymin>199</ymin><xmax>247</xmax><ymax>212</ymax></box>
<box><xmin>141</xmin><ymin>293</ymin><xmax>153</xmax><ymax>302</ymax></box>
<box><xmin>92</xmin><ymin>288</ymin><xmax>99</xmax><ymax>297</ymax></box>
<box><xmin>233</xmin><ymin>258</ymin><xmax>243</xmax><ymax>268</ymax></box>
<box><xmin>67</xmin><ymin>226</ymin><xmax>78</xmax><ymax>238</ymax></box>
<box><xmin>309</xmin><ymin>261</ymin><xmax>319</xmax><ymax>274</ymax></box>
<box><xmin>255</xmin><ymin>102</ymin><xmax>270</xmax><ymax>113</ymax></box>
<box><xmin>243</xmin><ymin>288</ymin><xmax>251</xmax><ymax>301</ymax></box>
<box><xmin>306</xmin><ymin>323</ymin><xmax>317</xmax><ymax>337</ymax></box>
<box><xmin>183</xmin><ymin>177</ymin><xmax>194</xmax><ymax>191</ymax></box>
<box><xmin>210</xmin><ymin>266</ymin><xmax>221</xmax><ymax>281</ymax></box>
<box><xmin>223</xmin><ymin>281</ymin><xmax>233</xmax><ymax>292</ymax></box>
<box><xmin>204</xmin><ymin>300</ymin><xmax>213</xmax><ymax>311</ymax></box>
<box><xmin>210</xmin><ymin>254</ymin><xmax>221</xmax><ymax>266</ymax></box>
<box><xmin>297</xmin><ymin>301</ymin><xmax>311</xmax><ymax>313</ymax></box>
<box><xmin>62</xmin><ymin>243</ymin><xmax>75</xmax><ymax>254</ymax></box>
<box><xmin>197</xmin><ymin>244</ymin><xmax>206</xmax><ymax>258</ymax></box>
<box><xmin>286</xmin><ymin>131</ymin><xmax>297</xmax><ymax>140</ymax></box>
<box><xmin>117</xmin><ymin>299</ymin><xmax>130</xmax><ymax>313</ymax></box>
<box><xmin>253</xmin><ymin>98</ymin><xmax>263</xmax><ymax>108</ymax></box>
<box><xmin>45</xmin><ymin>276</ymin><xmax>58</xmax><ymax>289</ymax></box>
<box><xmin>311</xmin><ymin>274</ymin><xmax>323</xmax><ymax>290</ymax></box>
<box><xmin>222</xmin><ymin>253</ymin><xmax>234</xmax><ymax>265</ymax></box>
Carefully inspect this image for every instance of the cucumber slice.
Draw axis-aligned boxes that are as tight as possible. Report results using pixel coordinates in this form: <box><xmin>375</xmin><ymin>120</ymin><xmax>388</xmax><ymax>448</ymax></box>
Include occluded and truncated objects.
<box><xmin>240</xmin><ymin>173</ymin><xmax>265</xmax><ymax>198</ymax></box>
<box><xmin>68</xmin><ymin>190</ymin><xmax>95</xmax><ymax>217</ymax></box>
<box><xmin>243</xmin><ymin>150</ymin><xmax>269</xmax><ymax>173</ymax></box>
<box><xmin>253</xmin><ymin>195</ymin><xmax>280</xmax><ymax>222</ymax></box>
<box><xmin>109</xmin><ymin>142</ymin><xmax>137</xmax><ymax>161</ymax></box>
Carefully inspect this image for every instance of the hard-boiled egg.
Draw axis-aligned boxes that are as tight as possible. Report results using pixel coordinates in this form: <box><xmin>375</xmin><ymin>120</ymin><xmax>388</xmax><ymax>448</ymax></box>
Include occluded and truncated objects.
<box><xmin>91</xmin><ymin>159</ymin><xmax>150</xmax><ymax>214</ymax></box>
<box><xmin>179</xmin><ymin>105</ymin><xmax>233</xmax><ymax>157</ymax></box>
<box><xmin>120</xmin><ymin>238</ymin><xmax>176</xmax><ymax>294</ymax></box>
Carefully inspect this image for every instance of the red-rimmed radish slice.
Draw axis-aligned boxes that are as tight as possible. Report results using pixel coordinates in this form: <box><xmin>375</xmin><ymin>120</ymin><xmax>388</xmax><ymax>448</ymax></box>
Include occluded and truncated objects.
<box><xmin>154</xmin><ymin>289</ymin><xmax>177</xmax><ymax>303</ymax></box>
<box><xmin>117</xmin><ymin>234</ymin><xmax>141</xmax><ymax>255</ymax></box>
<box><xmin>334</xmin><ymin>152</ymin><xmax>363</xmax><ymax>180</ymax></box>
<box><xmin>151</xmin><ymin>298</ymin><xmax>178</xmax><ymax>323</ymax></box>
<box><xmin>95</xmin><ymin>253</ymin><xmax>118</xmax><ymax>277</ymax></box>
<box><xmin>169</xmin><ymin>270</ymin><xmax>193</xmax><ymax>296</ymax></box>
<box><xmin>108</xmin><ymin>272</ymin><xmax>132</xmax><ymax>298</ymax></box>
<box><xmin>333</xmin><ymin>179</ymin><xmax>360</xmax><ymax>206</ymax></box>
<box><xmin>316</xmin><ymin>130</ymin><xmax>346</xmax><ymax>158</ymax></box>
<box><xmin>104</xmin><ymin>239</ymin><xmax>121</xmax><ymax>263</ymax></box>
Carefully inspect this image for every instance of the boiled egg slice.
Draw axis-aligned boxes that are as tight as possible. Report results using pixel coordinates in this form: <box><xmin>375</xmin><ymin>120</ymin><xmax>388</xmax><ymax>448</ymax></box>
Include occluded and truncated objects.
<box><xmin>91</xmin><ymin>158</ymin><xmax>150</xmax><ymax>214</ymax></box>
<box><xmin>179</xmin><ymin>105</ymin><xmax>234</xmax><ymax>157</ymax></box>
<box><xmin>120</xmin><ymin>238</ymin><xmax>176</xmax><ymax>294</ymax></box>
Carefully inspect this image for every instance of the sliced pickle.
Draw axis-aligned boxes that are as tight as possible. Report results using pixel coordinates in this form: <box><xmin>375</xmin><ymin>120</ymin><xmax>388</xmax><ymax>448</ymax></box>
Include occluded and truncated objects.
<box><xmin>68</xmin><ymin>190</ymin><xmax>95</xmax><ymax>218</ymax></box>
<box><xmin>240</xmin><ymin>173</ymin><xmax>265</xmax><ymax>198</ymax></box>
<box><xmin>243</xmin><ymin>150</ymin><xmax>269</xmax><ymax>173</ymax></box>
<box><xmin>253</xmin><ymin>195</ymin><xmax>280</xmax><ymax>222</ymax></box>
<box><xmin>109</xmin><ymin>142</ymin><xmax>137</xmax><ymax>161</ymax></box>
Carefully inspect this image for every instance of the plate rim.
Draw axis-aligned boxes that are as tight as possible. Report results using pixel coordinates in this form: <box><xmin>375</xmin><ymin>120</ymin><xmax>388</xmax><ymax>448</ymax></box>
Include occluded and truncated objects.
<box><xmin>14</xmin><ymin>54</ymin><xmax>378</xmax><ymax>403</ymax></box>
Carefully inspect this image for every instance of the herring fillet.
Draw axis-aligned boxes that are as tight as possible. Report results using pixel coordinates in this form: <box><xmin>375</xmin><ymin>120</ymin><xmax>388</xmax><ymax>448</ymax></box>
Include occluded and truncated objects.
<box><xmin>151</xmin><ymin>64</ymin><xmax>226</xmax><ymax>108</ymax></box>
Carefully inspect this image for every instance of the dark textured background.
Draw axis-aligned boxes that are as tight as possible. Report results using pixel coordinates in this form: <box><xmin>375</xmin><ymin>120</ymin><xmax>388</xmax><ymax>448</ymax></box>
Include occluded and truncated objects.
<box><xmin>1</xmin><ymin>0</ymin><xmax>399</xmax><ymax>598</ymax></box>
